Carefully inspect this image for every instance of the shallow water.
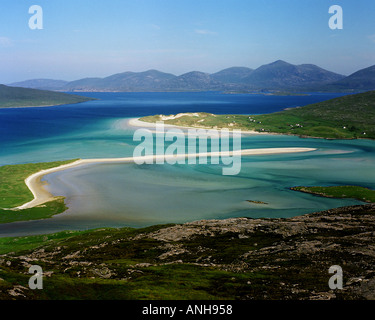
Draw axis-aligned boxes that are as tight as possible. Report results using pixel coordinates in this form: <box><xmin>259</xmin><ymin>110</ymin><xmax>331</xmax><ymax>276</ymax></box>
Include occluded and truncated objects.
<box><xmin>0</xmin><ymin>92</ymin><xmax>374</xmax><ymax>237</ymax></box>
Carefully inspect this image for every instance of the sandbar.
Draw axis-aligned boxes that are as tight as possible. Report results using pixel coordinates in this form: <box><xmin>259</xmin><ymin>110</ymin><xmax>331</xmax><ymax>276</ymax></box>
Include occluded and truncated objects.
<box><xmin>15</xmin><ymin>147</ymin><xmax>316</xmax><ymax>210</ymax></box>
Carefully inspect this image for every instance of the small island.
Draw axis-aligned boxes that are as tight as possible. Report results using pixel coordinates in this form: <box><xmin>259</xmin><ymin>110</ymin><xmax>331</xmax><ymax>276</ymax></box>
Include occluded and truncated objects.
<box><xmin>246</xmin><ymin>200</ymin><xmax>268</xmax><ymax>205</ymax></box>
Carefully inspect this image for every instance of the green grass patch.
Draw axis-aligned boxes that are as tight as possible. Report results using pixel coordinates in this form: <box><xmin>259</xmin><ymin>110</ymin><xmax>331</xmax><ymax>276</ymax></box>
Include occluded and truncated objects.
<box><xmin>0</xmin><ymin>159</ymin><xmax>77</xmax><ymax>208</ymax></box>
<box><xmin>0</xmin><ymin>262</ymin><xmax>270</xmax><ymax>300</ymax></box>
<box><xmin>0</xmin><ymin>229</ymin><xmax>88</xmax><ymax>255</ymax></box>
<box><xmin>0</xmin><ymin>224</ymin><xmax>274</xmax><ymax>300</ymax></box>
<box><xmin>0</xmin><ymin>226</ymin><xmax>139</xmax><ymax>255</ymax></box>
<box><xmin>0</xmin><ymin>197</ymin><xmax>68</xmax><ymax>224</ymax></box>
<box><xmin>0</xmin><ymin>159</ymin><xmax>78</xmax><ymax>223</ymax></box>
<box><xmin>141</xmin><ymin>91</ymin><xmax>375</xmax><ymax>140</ymax></box>
<box><xmin>291</xmin><ymin>185</ymin><xmax>375</xmax><ymax>203</ymax></box>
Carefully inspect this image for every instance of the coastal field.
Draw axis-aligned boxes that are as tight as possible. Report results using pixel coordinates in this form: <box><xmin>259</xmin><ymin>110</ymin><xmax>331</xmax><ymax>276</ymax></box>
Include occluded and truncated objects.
<box><xmin>141</xmin><ymin>91</ymin><xmax>375</xmax><ymax>139</ymax></box>
<box><xmin>0</xmin><ymin>160</ymin><xmax>75</xmax><ymax>224</ymax></box>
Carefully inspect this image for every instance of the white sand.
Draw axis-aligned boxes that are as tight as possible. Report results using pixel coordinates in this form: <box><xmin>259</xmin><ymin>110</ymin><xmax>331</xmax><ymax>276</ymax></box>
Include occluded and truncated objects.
<box><xmin>128</xmin><ymin>117</ymin><xmax>178</xmax><ymax>129</ymax></box>
<box><xmin>160</xmin><ymin>113</ymin><xmax>200</xmax><ymax>120</ymax></box>
<box><xmin>128</xmin><ymin>117</ymin><xmax>272</xmax><ymax>135</ymax></box>
<box><xmin>15</xmin><ymin>147</ymin><xmax>316</xmax><ymax>210</ymax></box>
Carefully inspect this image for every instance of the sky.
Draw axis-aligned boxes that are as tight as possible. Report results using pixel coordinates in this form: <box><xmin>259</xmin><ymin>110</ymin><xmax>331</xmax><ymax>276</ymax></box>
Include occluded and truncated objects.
<box><xmin>1</xmin><ymin>0</ymin><xmax>375</xmax><ymax>83</ymax></box>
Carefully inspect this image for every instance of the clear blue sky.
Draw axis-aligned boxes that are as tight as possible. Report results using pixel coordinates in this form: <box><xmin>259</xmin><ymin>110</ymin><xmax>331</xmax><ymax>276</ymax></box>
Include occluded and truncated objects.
<box><xmin>1</xmin><ymin>0</ymin><xmax>374</xmax><ymax>83</ymax></box>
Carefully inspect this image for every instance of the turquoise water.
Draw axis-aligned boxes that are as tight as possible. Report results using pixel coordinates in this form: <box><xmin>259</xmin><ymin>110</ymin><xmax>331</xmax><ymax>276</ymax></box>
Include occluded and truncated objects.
<box><xmin>0</xmin><ymin>92</ymin><xmax>374</xmax><ymax>237</ymax></box>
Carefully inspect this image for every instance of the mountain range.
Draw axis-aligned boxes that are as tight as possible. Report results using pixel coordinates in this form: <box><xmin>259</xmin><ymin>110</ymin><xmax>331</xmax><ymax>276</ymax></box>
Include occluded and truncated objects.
<box><xmin>7</xmin><ymin>60</ymin><xmax>375</xmax><ymax>93</ymax></box>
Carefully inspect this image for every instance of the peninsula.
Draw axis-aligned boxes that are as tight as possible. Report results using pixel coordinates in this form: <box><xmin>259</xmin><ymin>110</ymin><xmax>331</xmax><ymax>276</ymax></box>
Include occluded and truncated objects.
<box><xmin>0</xmin><ymin>84</ymin><xmax>94</xmax><ymax>108</ymax></box>
<box><xmin>140</xmin><ymin>90</ymin><xmax>375</xmax><ymax>140</ymax></box>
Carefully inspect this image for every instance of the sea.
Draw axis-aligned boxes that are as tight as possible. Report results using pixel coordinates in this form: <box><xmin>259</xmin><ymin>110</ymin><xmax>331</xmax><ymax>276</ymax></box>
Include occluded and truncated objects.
<box><xmin>1</xmin><ymin>91</ymin><xmax>375</xmax><ymax>237</ymax></box>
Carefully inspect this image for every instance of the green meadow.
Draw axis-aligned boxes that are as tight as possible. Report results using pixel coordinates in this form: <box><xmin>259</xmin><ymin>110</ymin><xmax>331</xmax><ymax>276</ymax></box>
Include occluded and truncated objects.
<box><xmin>0</xmin><ymin>160</ymin><xmax>77</xmax><ymax>223</ymax></box>
<box><xmin>141</xmin><ymin>90</ymin><xmax>375</xmax><ymax>140</ymax></box>
<box><xmin>291</xmin><ymin>185</ymin><xmax>375</xmax><ymax>203</ymax></box>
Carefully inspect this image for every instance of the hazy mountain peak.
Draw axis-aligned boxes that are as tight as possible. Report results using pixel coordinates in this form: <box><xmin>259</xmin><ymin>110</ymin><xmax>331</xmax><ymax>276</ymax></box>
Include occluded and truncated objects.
<box><xmin>211</xmin><ymin>67</ymin><xmax>254</xmax><ymax>84</ymax></box>
<box><xmin>325</xmin><ymin>64</ymin><xmax>375</xmax><ymax>91</ymax></box>
<box><xmin>8</xmin><ymin>79</ymin><xmax>68</xmax><ymax>90</ymax></box>
<box><xmin>241</xmin><ymin>60</ymin><xmax>345</xmax><ymax>89</ymax></box>
<box><xmin>8</xmin><ymin>63</ymin><xmax>373</xmax><ymax>92</ymax></box>
<box><xmin>269</xmin><ymin>59</ymin><xmax>291</xmax><ymax>66</ymax></box>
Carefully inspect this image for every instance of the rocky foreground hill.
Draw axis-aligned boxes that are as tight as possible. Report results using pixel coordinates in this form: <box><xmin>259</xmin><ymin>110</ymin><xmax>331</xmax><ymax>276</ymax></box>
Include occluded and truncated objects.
<box><xmin>1</xmin><ymin>204</ymin><xmax>375</xmax><ymax>300</ymax></box>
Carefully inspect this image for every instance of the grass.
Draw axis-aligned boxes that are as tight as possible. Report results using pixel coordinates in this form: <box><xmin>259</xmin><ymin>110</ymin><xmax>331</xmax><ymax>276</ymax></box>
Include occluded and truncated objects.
<box><xmin>0</xmin><ymin>229</ymin><xmax>88</xmax><ymax>254</ymax></box>
<box><xmin>0</xmin><ymin>159</ymin><xmax>77</xmax><ymax>208</ymax></box>
<box><xmin>1</xmin><ymin>205</ymin><xmax>375</xmax><ymax>300</ymax></box>
<box><xmin>0</xmin><ymin>84</ymin><xmax>94</xmax><ymax>108</ymax></box>
<box><xmin>0</xmin><ymin>225</ymin><xmax>273</xmax><ymax>300</ymax></box>
<box><xmin>291</xmin><ymin>185</ymin><xmax>375</xmax><ymax>203</ymax></box>
<box><xmin>0</xmin><ymin>159</ymin><xmax>77</xmax><ymax>223</ymax></box>
<box><xmin>0</xmin><ymin>262</ymin><xmax>268</xmax><ymax>300</ymax></box>
<box><xmin>141</xmin><ymin>90</ymin><xmax>375</xmax><ymax>140</ymax></box>
<box><xmin>0</xmin><ymin>197</ymin><xmax>68</xmax><ymax>224</ymax></box>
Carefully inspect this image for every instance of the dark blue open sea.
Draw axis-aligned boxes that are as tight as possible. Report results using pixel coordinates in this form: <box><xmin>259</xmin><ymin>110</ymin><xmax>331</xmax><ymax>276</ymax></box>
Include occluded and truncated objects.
<box><xmin>1</xmin><ymin>92</ymin><xmax>375</xmax><ymax>237</ymax></box>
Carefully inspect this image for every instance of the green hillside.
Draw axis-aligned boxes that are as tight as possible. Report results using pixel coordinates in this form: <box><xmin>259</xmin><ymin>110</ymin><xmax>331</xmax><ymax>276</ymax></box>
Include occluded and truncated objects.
<box><xmin>1</xmin><ymin>203</ymin><xmax>375</xmax><ymax>300</ymax></box>
<box><xmin>324</xmin><ymin>65</ymin><xmax>375</xmax><ymax>91</ymax></box>
<box><xmin>141</xmin><ymin>90</ymin><xmax>375</xmax><ymax>139</ymax></box>
<box><xmin>0</xmin><ymin>84</ymin><xmax>94</xmax><ymax>108</ymax></box>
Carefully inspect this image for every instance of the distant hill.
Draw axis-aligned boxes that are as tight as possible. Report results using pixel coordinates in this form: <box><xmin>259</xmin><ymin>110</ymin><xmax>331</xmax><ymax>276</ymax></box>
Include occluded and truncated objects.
<box><xmin>63</xmin><ymin>77</ymin><xmax>109</xmax><ymax>92</ymax></box>
<box><xmin>61</xmin><ymin>62</ymin><xmax>346</xmax><ymax>91</ymax></box>
<box><xmin>63</xmin><ymin>70</ymin><xmax>230</xmax><ymax>92</ymax></box>
<box><xmin>101</xmin><ymin>69</ymin><xmax>175</xmax><ymax>90</ymax></box>
<box><xmin>322</xmin><ymin>65</ymin><xmax>375</xmax><ymax>91</ymax></box>
<box><xmin>64</xmin><ymin>70</ymin><xmax>176</xmax><ymax>91</ymax></box>
<box><xmin>0</xmin><ymin>84</ymin><xmax>94</xmax><ymax>108</ymax></box>
<box><xmin>210</xmin><ymin>67</ymin><xmax>254</xmax><ymax>84</ymax></box>
<box><xmin>8</xmin><ymin>79</ymin><xmax>68</xmax><ymax>91</ymax></box>
<box><xmin>241</xmin><ymin>60</ymin><xmax>345</xmax><ymax>89</ymax></box>
<box><xmin>9</xmin><ymin>61</ymin><xmax>374</xmax><ymax>92</ymax></box>
<box><xmin>162</xmin><ymin>71</ymin><xmax>225</xmax><ymax>91</ymax></box>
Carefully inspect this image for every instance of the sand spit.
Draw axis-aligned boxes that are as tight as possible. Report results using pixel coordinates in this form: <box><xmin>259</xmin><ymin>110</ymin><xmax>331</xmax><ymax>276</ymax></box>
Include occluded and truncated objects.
<box><xmin>15</xmin><ymin>147</ymin><xmax>316</xmax><ymax>210</ymax></box>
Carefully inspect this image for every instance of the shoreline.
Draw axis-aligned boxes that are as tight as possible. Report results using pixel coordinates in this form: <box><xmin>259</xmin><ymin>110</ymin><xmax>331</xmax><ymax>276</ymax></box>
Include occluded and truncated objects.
<box><xmin>128</xmin><ymin>117</ymin><xmax>271</xmax><ymax>135</ymax></box>
<box><xmin>0</xmin><ymin>99</ymin><xmax>95</xmax><ymax>110</ymax></box>
<box><xmin>15</xmin><ymin>147</ymin><xmax>316</xmax><ymax>210</ymax></box>
<box><xmin>129</xmin><ymin>117</ymin><xmax>375</xmax><ymax>141</ymax></box>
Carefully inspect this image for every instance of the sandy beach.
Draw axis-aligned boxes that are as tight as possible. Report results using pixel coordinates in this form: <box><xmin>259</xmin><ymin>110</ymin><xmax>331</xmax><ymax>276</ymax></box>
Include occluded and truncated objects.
<box><xmin>15</xmin><ymin>147</ymin><xmax>316</xmax><ymax>210</ymax></box>
<box><xmin>128</xmin><ymin>117</ymin><xmax>178</xmax><ymax>129</ymax></box>
<box><xmin>127</xmin><ymin>117</ymin><xmax>267</xmax><ymax>135</ymax></box>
